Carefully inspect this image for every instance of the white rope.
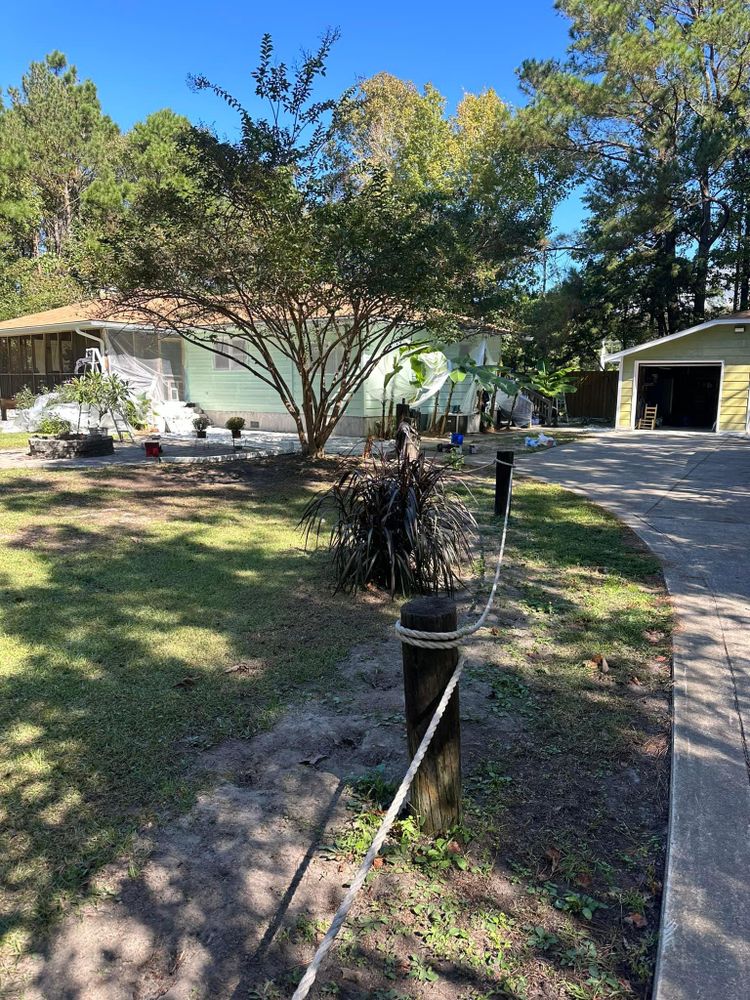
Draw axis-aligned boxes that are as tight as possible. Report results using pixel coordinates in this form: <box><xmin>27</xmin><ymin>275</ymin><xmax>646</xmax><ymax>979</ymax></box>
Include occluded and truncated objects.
<box><xmin>394</xmin><ymin>464</ymin><xmax>513</xmax><ymax>650</ymax></box>
<box><xmin>291</xmin><ymin>463</ymin><xmax>513</xmax><ymax>998</ymax></box>
<box><xmin>291</xmin><ymin>653</ymin><xmax>465</xmax><ymax>1000</ymax></box>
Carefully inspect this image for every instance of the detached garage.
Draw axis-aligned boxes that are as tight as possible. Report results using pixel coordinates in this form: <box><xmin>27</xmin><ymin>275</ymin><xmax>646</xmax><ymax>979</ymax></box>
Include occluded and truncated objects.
<box><xmin>606</xmin><ymin>313</ymin><xmax>750</xmax><ymax>434</ymax></box>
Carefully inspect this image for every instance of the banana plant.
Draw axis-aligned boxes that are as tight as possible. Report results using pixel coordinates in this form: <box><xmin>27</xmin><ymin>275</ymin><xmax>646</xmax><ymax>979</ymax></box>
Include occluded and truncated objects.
<box><xmin>524</xmin><ymin>360</ymin><xmax>578</xmax><ymax>400</ymax></box>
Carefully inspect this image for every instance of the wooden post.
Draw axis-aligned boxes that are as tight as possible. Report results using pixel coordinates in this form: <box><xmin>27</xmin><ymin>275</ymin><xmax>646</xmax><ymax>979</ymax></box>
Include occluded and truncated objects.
<box><xmin>495</xmin><ymin>450</ymin><xmax>514</xmax><ymax>517</ymax></box>
<box><xmin>400</xmin><ymin>596</ymin><xmax>461</xmax><ymax>835</ymax></box>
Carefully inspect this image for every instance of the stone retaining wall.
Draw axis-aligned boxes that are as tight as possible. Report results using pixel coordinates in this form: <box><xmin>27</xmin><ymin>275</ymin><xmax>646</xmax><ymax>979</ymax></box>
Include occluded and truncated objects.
<box><xmin>28</xmin><ymin>435</ymin><xmax>115</xmax><ymax>459</ymax></box>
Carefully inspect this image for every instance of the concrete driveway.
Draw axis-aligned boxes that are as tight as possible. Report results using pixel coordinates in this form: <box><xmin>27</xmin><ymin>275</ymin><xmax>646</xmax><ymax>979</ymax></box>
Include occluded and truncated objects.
<box><xmin>520</xmin><ymin>432</ymin><xmax>750</xmax><ymax>1000</ymax></box>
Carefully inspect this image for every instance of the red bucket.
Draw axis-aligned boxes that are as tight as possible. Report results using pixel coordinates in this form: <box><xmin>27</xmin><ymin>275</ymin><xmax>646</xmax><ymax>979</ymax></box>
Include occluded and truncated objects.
<box><xmin>144</xmin><ymin>440</ymin><xmax>162</xmax><ymax>459</ymax></box>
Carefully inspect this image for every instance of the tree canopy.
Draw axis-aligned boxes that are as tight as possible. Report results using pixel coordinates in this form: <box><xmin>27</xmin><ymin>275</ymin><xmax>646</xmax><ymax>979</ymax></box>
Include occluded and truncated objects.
<box><xmin>2</xmin><ymin>7</ymin><xmax>749</xmax><ymax>383</ymax></box>
<box><xmin>90</xmin><ymin>34</ymin><xmax>555</xmax><ymax>455</ymax></box>
<box><xmin>520</xmin><ymin>0</ymin><xmax>750</xmax><ymax>359</ymax></box>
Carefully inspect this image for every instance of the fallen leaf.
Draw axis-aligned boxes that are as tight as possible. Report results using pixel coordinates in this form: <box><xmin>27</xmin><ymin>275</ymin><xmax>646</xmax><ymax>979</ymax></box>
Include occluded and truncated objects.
<box><xmin>372</xmin><ymin>856</ymin><xmax>384</xmax><ymax>869</ymax></box>
<box><xmin>223</xmin><ymin>660</ymin><xmax>261</xmax><ymax>675</ymax></box>
<box><xmin>545</xmin><ymin>846</ymin><xmax>561</xmax><ymax>871</ymax></box>
<box><xmin>625</xmin><ymin>912</ymin><xmax>648</xmax><ymax>929</ymax></box>
<box><xmin>644</xmin><ymin>630</ymin><xmax>665</xmax><ymax>644</ymax></box>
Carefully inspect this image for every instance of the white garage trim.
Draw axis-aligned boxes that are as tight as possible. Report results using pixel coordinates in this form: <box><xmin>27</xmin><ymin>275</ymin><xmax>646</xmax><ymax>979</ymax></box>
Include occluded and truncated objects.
<box><xmin>615</xmin><ymin>359</ymin><xmax>624</xmax><ymax>428</ymax></box>
<box><xmin>631</xmin><ymin>360</ymin><xmax>724</xmax><ymax>432</ymax></box>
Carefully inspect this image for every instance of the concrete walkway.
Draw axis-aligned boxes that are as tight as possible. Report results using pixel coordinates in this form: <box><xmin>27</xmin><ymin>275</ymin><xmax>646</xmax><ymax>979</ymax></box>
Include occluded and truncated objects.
<box><xmin>519</xmin><ymin>432</ymin><xmax>750</xmax><ymax>1000</ymax></box>
<box><xmin>0</xmin><ymin>429</ymin><xmax>365</xmax><ymax>471</ymax></box>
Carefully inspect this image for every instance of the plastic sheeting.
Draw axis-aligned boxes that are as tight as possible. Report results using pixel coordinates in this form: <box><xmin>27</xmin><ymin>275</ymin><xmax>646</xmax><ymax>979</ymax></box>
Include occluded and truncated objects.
<box><xmin>496</xmin><ymin>389</ymin><xmax>533</xmax><ymax>428</ymax></box>
<box><xmin>104</xmin><ymin>330</ymin><xmax>182</xmax><ymax>404</ymax></box>
<box><xmin>12</xmin><ymin>394</ymin><xmax>116</xmax><ymax>432</ymax></box>
<box><xmin>374</xmin><ymin>338</ymin><xmax>500</xmax><ymax>415</ymax></box>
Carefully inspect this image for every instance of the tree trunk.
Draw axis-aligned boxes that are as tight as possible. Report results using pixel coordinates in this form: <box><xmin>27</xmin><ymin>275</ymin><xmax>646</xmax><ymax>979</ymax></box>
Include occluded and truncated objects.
<box><xmin>439</xmin><ymin>380</ymin><xmax>456</xmax><ymax>435</ymax></box>
<box><xmin>429</xmin><ymin>392</ymin><xmax>441</xmax><ymax>433</ymax></box>
<box><xmin>740</xmin><ymin>207</ymin><xmax>750</xmax><ymax>312</ymax></box>
<box><xmin>693</xmin><ymin>175</ymin><xmax>713</xmax><ymax>321</ymax></box>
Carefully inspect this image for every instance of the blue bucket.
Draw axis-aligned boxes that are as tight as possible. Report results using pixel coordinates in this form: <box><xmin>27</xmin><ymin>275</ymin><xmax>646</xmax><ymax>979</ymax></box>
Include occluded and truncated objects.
<box><xmin>450</xmin><ymin>432</ymin><xmax>464</xmax><ymax>447</ymax></box>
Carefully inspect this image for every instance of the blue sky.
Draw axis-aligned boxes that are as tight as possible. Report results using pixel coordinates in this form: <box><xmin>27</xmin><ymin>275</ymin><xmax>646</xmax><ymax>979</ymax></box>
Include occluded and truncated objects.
<box><xmin>0</xmin><ymin>0</ymin><xmax>582</xmax><ymax>240</ymax></box>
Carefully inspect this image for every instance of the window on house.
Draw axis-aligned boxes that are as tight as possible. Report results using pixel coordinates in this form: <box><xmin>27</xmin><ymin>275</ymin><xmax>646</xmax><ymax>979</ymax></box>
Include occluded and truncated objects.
<box><xmin>59</xmin><ymin>332</ymin><xmax>73</xmax><ymax>371</ymax></box>
<box><xmin>212</xmin><ymin>337</ymin><xmax>248</xmax><ymax>371</ymax></box>
<box><xmin>324</xmin><ymin>343</ymin><xmax>344</xmax><ymax>378</ymax></box>
<box><xmin>32</xmin><ymin>335</ymin><xmax>45</xmax><ymax>373</ymax></box>
<box><xmin>21</xmin><ymin>336</ymin><xmax>33</xmax><ymax>371</ymax></box>
<box><xmin>46</xmin><ymin>333</ymin><xmax>61</xmax><ymax>372</ymax></box>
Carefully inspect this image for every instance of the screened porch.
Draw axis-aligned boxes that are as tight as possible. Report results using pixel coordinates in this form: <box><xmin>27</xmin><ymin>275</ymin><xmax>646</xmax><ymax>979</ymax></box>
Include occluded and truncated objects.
<box><xmin>0</xmin><ymin>330</ymin><xmax>94</xmax><ymax>400</ymax></box>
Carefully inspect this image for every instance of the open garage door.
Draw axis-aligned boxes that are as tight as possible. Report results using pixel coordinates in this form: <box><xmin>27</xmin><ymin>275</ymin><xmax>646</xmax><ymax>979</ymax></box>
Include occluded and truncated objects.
<box><xmin>635</xmin><ymin>363</ymin><xmax>721</xmax><ymax>431</ymax></box>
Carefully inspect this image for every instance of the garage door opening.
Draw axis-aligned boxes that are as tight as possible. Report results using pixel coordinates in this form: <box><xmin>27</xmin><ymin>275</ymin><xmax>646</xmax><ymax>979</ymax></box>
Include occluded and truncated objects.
<box><xmin>635</xmin><ymin>364</ymin><xmax>721</xmax><ymax>431</ymax></box>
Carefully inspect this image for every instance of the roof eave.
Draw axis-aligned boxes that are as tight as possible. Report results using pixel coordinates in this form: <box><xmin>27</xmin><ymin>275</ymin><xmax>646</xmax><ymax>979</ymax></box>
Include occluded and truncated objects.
<box><xmin>0</xmin><ymin>319</ymin><xmax>162</xmax><ymax>337</ymax></box>
<box><xmin>603</xmin><ymin>317</ymin><xmax>745</xmax><ymax>363</ymax></box>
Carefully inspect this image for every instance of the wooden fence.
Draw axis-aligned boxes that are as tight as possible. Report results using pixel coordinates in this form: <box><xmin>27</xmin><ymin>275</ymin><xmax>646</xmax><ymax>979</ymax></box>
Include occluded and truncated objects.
<box><xmin>566</xmin><ymin>370</ymin><xmax>618</xmax><ymax>422</ymax></box>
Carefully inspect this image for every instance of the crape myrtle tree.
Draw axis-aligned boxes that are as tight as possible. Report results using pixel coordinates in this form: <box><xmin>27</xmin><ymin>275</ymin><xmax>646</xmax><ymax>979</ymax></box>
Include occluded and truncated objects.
<box><xmin>97</xmin><ymin>33</ymin><xmax>558</xmax><ymax>456</ymax></box>
<box><xmin>96</xmin><ymin>32</ymin><xmax>479</xmax><ymax>458</ymax></box>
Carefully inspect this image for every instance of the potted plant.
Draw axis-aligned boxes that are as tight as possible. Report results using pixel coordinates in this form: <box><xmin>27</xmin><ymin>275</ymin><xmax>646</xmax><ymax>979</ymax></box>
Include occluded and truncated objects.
<box><xmin>225</xmin><ymin>416</ymin><xmax>245</xmax><ymax>440</ymax></box>
<box><xmin>193</xmin><ymin>414</ymin><xmax>210</xmax><ymax>439</ymax></box>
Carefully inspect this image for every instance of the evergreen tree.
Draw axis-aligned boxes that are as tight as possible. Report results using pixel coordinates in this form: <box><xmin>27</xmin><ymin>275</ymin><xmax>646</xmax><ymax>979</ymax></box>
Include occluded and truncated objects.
<box><xmin>521</xmin><ymin>0</ymin><xmax>750</xmax><ymax>339</ymax></box>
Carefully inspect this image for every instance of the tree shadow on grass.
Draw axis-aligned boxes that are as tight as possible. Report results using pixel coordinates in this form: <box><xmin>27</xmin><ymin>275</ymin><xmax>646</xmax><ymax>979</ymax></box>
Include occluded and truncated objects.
<box><xmin>0</xmin><ymin>463</ymin><xmax>394</xmax><ymax>970</ymax></box>
<box><xmin>9</xmin><ymin>467</ymin><xmax>741</xmax><ymax>998</ymax></box>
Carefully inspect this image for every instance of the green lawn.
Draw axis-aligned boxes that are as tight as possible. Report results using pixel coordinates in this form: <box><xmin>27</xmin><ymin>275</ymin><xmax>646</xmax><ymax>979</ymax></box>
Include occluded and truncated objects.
<box><xmin>0</xmin><ymin>460</ymin><xmax>392</xmax><ymax>959</ymax></box>
<box><xmin>0</xmin><ymin>458</ymin><xmax>671</xmax><ymax>999</ymax></box>
<box><xmin>0</xmin><ymin>432</ymin><xmax>29</xmax><ymax>451</ymax></box>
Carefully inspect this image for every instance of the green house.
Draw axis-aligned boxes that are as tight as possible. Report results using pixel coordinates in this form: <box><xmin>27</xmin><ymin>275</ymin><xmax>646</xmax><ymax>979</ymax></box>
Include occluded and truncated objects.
<box><xmin>0</xmin><ymin>301</ymin><xmax>495</xmax><ymax>436</ymax></box>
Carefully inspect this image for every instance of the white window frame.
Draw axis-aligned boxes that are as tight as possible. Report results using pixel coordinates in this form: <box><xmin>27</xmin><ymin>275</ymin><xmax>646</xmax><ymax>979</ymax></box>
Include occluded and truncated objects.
<box><xmin>212</xmin><ymin>336</ymin><xmax>248</xmax><ymax>372</ymax></box>
<box><xmin>631</xmin><ymin>359</ymin><xmax>724</xmax><ymax>432</ymax></box>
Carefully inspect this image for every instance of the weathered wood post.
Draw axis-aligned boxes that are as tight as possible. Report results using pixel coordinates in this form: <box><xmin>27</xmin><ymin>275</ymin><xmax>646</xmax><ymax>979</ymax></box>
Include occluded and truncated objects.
<box><xmin>494</xmin><ymin>450</ymin><xmax>514</xmax><ymax>518</ymax></box>
<box><xmin>400</xmin><ymin>596</ymin><xmax>461</xmax><ymax>835</ymax></box>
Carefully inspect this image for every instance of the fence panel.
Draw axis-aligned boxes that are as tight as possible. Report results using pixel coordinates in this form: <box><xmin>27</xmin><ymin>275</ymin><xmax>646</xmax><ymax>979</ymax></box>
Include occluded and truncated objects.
<box><xmin>566</xmin><ymin>370</ymin><xmax>618</xmax><ymax>421</ymax></box>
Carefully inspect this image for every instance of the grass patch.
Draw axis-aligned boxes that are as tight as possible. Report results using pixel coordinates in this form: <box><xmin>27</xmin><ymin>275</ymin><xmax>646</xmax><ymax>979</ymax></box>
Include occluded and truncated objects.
<box><xmin>0</xmin><ymin>432</ymin><xmax>29</xmax><ymax>451</ymax></box>
<box><xmin>0</xmin><ymin>457</ymin><xmax>671</xmax><ymax>999</ymax></box>
<box><xmin>0</xmin><ymin>459</ymin><xmax>392</xmax><ymax>960</ymax></box>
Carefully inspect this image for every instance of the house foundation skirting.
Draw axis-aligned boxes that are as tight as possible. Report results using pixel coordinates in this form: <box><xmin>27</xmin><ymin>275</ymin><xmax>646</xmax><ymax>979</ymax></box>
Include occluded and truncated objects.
<box><xmin>201</xmin><ymin>410</ymin><xmax>376</xmax><ymax>438</ymax></box>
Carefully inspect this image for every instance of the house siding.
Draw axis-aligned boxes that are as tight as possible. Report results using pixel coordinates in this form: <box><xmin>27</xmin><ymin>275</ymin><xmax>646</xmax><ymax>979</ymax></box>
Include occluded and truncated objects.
<box><xmin>182</xmin><ymin>331</ymin><xmax>497</xmax><ymax>436</ymax></box>
<box><xmin>182</xmin><ymin>338</ymin><xmax>371</xmax><ymax>435</ymax></box>
<box><xmin>615</xmin><ymin>324</ymin><xmax>750</xmax><ymax>432</ymax></box>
